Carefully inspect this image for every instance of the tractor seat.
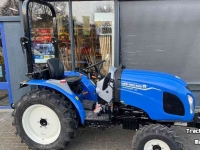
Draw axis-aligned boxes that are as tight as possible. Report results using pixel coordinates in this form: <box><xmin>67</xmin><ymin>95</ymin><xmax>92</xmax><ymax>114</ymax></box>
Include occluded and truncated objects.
<box><xmin>64</xmin><ymin>76</ymin><xmax>81</xmax><ymax>84</ymax></box>
<box><xmin>47</xmin><ymin>58</ymin><xmax>81</xmax><ymax>84</ymax></box>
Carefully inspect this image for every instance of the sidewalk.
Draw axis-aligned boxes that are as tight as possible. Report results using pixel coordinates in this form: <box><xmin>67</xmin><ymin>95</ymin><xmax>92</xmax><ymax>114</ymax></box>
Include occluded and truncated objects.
<box><xmin>0</xmin><ymin>109</ymin><xmax>200</xmax><ymax>150</ymax></box>
<box><xmin>0</xmin><ymin>109</ymin><xmax>28</xmax><ymax>150</ymax></box>
<box><xmin>0</xmin><ymin>109</ymin><xmax>134</xmax><ymax>150</ymax></box>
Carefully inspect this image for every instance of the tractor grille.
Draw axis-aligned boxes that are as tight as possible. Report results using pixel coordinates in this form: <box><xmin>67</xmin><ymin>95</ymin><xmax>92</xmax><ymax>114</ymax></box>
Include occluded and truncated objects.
<box><xmin>163</xmin><ymin>92</ymin><xmax>185</xmax><ymax>116</ymax></box>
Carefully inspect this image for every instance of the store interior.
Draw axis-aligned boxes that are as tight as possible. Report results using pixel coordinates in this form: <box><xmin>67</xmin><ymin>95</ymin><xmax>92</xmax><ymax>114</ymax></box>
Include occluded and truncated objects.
<box><xmin>0</xmin><ymin>30</ymin><xmax>9</xmax><ymax>106</ymax></box>
<box><xmin>29</xmin><ymin>1</ymin><xmax>114</xmax><ymax>75</ymax></box>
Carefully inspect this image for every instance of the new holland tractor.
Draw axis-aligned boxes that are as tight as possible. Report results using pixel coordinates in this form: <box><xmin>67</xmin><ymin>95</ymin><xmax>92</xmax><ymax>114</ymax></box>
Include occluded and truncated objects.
<box><xmin>12</xmin><ymin>58</ymin><xmax>200</xmax><ymax>150</ymax></box>
<box><xmin>12</xmin><ymin>0</ymin><xmax>200</xmax><ymax>150</ymax></box>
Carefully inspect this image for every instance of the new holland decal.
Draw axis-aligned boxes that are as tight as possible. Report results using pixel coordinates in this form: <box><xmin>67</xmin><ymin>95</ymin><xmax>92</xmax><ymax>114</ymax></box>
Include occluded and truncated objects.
<box><xmin>121</xmin><ymin>82</ymin><xmax>160</xmax><ymax>91</ymax></box>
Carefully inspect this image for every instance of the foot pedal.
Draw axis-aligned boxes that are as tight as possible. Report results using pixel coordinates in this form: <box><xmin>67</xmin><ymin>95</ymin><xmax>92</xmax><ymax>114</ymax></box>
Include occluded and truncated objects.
<box><xmin>85</xmin><ymin>110</ymin><xmax>110</xmax><ymax>121</ymax></box>
<box><xmin>82</xmin><ymin>100</ymin><xmax>96</xmax><ymax>110</ymax></box>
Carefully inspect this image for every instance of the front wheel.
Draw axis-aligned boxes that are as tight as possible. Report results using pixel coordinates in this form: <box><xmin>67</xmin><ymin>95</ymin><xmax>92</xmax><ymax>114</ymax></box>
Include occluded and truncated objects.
<box><xmin>12</xmin><ymin>90</ymin><xmax>78</xmax><ymax>150</ymax></box>
<box><xmin>132</xmin><ymin>124</ymin><xmax>184</xmax><ymax>150</ymax></box>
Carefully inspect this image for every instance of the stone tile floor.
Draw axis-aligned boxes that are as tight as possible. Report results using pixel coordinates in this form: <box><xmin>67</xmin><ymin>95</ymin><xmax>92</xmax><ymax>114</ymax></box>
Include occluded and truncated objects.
<box><xmin>0</xmin><ymin>109</ymin><xmax>200</xmax><ymax>150</ymax></box>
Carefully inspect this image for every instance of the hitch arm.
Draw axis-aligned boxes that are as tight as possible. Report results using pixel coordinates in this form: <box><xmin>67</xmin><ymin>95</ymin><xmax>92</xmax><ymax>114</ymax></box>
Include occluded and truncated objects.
<box><xmin>174</xmin><ymin>112</ymin><xmax>200</xmax><ymax>129</ymax></box>
<box><xmin>187</xmin><ymin>112</ymin><xmax>200</xmax><ymax>128</ymax></box>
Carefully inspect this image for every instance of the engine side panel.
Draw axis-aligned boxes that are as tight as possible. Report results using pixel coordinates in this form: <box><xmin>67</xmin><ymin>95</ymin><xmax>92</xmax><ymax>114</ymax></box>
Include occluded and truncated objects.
<box><xmin>120</xmin><ymin>69</ymin><xmax>194</xmax><ymax>122</ymax></box>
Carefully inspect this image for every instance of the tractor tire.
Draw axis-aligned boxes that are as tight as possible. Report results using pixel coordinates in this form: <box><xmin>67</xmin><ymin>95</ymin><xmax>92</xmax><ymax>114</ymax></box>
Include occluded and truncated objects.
<box><xmin>12</xmin><ymin>89</ymin><xmax>79</xmax><ymax>150</ymax></box>
<box><xmin>132</xmin><ymin>124</ymin><xmax>184</xmax><ymax>150</ymax></box>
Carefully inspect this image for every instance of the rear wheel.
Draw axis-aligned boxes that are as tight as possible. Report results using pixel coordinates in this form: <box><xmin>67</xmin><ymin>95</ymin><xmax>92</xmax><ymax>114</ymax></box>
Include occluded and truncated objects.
<box><xmin>132</xmin><ymin>124</ymin><xmax>184</xmax><ymax>150</ymax></box>
<box><xmin>12</xmin><ymin>89</ymin><xmax>78</xmax><ymax>150</ymax></box>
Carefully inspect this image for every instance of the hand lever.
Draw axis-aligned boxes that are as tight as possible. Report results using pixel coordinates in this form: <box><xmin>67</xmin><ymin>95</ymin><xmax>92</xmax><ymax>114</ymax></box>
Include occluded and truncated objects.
<box><xmin>20</xmin><ymin>37</ymin><xmax>29</xmax><ymax>53</ymax></box>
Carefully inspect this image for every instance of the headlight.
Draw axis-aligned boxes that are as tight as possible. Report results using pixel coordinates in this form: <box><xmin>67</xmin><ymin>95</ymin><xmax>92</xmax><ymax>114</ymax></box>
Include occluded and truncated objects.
<box><xmin>188</xmin><ymin>95</ymin><xmax>194</xmax><ymax>114</ymax></box>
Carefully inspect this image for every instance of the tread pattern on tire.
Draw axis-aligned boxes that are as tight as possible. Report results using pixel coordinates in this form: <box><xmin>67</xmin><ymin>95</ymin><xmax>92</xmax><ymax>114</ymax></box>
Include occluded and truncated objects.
<box><xmin>132</xmin><ymin>124</ymin><xmax>184</xmax><ymax>150</ymax></box>
<box><xmin>12</xmin><ymin>89</ymin><xmax>79</xmax><ymax>150</ymax></box>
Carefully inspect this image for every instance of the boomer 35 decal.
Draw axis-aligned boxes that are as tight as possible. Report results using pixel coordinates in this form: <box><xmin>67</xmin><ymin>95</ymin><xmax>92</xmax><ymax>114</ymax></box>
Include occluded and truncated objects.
<box><xmin>121</xmin><ymin>82</ymin><xmax>160</xmax><ymax>91</ymax></box>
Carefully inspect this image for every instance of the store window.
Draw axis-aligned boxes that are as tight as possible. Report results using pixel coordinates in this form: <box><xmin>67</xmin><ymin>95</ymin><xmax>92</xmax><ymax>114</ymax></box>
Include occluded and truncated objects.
<box><xmin>29</xmin><ymin>2</ymin><xmax>69</xmax><ymax>67</ymax></box>
<box><xmin>0</xmin><ymin>31</ymin><xmax>9</xmax><ymax>106</ymax></box>
<box><xmin>0</xmin><ymin>30</ymin><xmax>6</xmax><ymax>82</ymax></box>
<box><xmin>28</xmin><ymin>1</ymin><xmax>114</xmax><ymax>72</ymax></box>
<box><xmin>53</xmin><ymin>2</ymin><xmax>71</xmax><ymax>70</ymax></box>
<box><xmin>0</xmin><ymin>0</ymin><xmax>19</xmax><ymax>16</ymax></box>
<box><xmin>72</xmin><ymin>1</ymin><xmax>114</xmax><ymax>74</ymax></box>
<box><xmin>29</xmin><ymin>2</ymin><xmax>54</xmax><ymax>64</ymax></box>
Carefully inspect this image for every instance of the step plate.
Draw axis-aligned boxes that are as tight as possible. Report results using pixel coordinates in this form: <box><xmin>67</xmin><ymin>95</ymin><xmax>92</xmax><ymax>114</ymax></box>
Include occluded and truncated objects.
<box><xmin>85</xmin><ymin>110</ymin><xmax>110</xmax><ymax>121</ymax></box>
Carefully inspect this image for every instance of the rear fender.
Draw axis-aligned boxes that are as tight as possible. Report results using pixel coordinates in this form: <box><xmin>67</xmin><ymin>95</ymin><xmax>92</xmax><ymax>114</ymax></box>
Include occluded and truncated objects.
<box><xmin>64</xmin><ymin>71</ymin><xmax>98</xmax><ymax>101</ymax></box>
<box><xmin>19</xmin><ymin>79</ymin><xmax>86</xmax><ymax>124</ymax></box>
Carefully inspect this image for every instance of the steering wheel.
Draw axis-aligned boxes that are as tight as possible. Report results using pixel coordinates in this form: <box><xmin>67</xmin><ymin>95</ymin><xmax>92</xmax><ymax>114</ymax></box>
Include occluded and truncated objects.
<box><xmin>81</xmin><ymin>60</ymin><xmax>106</xmax><ymax>79</ymax></box>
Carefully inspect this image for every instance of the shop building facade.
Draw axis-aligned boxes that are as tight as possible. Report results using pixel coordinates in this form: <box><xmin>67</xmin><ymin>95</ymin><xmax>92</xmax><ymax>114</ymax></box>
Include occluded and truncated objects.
<box><xmin>1</xmin><ymin>0</ymin><xmax>200</xmax><ymax>108</ymax></box>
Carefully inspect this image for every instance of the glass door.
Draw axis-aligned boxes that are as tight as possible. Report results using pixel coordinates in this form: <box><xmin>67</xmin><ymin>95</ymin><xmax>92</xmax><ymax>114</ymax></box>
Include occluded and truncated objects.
<box><xmin>0</xmin><ymin>23</ymin><xmax>12</xmax><ymax>107</ymax></box>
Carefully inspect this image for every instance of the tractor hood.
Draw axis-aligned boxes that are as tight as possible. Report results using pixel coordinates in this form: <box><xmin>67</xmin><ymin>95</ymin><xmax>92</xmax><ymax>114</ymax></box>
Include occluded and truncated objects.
<box><xmin>117</xmin><ymin>69</ymin><xmax>195</xmax><ymax>122</ymax></box>
<box><xmin>120</xmin><ymin>69</ymin><xmax>187</xmax><ymax>91</ymax></box>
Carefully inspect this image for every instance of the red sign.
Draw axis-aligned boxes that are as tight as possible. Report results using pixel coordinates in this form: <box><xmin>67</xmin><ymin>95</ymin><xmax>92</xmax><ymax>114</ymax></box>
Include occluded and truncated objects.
<box><xmin>34</xmin><ymin>28</ymin><xmax>52</xmax><ymax>43</ymax></box>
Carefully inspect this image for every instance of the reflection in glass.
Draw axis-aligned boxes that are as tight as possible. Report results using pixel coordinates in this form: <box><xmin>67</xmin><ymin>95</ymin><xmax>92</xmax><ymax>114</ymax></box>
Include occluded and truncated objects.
<box><xmin>72</xmin><ymin>1</ymin><xmax>114</xmax><ymax>75</ymax></box>
<box><xmin>29</xmin><ymin>2</ymin><xmax>55</xmax><ymax>65</ymax></box>
<box><xmin>29</xmin><ymin>2</ymin><xmax>70</xmax><ymax>70</ymax></box>
<box><xmin>0</xmin><ymin>30</ymin><xmax>6</xmax><ymax>82</ymax></box>
<box><xmin>0</xmin><ymin>90</ymin><xmax>9</xmax><ymax>106</ymax></box>
<box><xmin>28</xmin><ymin>1</ymin><xmax>114</xmax><ymax>73</ymax></box>
<box><xmin>0</xmin><ymin>0</ymin><xmax>19</xmax><ymax>16</ymax></box>
<box><xmin>54</xmin><ymin>2</ymin><xmax>71</xmax><ymax>70</ymax></box>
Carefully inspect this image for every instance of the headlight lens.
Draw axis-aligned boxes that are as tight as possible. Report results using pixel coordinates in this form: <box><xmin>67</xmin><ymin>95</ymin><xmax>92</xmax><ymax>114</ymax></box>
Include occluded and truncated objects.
<box><xmin>188</xmin><ymin>95</ymin><xmax>194</xmax><ymax>114</ymax></box>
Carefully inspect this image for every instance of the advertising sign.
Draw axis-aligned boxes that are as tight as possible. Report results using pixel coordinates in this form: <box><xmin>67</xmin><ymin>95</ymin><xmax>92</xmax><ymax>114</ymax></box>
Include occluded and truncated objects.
<box><xmin>34</xmin><ymin>28</ymin><xmax>52</xmax><ymax>43</ymax></box>
<box><xmin>32</xmin><ymin>28</ymin><xmax>55</xmax><ymax>63</ymax></box>
<box><xmin>34</xmin><ymin>55</ymin><xmax>55</xmax><ymax>63</ymax></box>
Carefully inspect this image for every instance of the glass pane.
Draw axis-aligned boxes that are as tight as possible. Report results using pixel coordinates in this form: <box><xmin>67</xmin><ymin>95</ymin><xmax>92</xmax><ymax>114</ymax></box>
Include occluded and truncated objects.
<box><xmin>0</xmin><ymin>90</ymin><xmax>8</xmax><ymax>106</ymax></box>
<box><xmin>0</xmin><ymin>0</ymin><xmax>19</xmax><ymax>16</ymax></box>
<box><xmin>0</xmin><ymin>30</ymin><xmax>6</xmax><ymax>82</ymax></box>
<box><xmin>29</xmin><ymin>2</ymin><xmax>55</xmax><ymax>65</ymax></box>
<box><xmin>72</xmin><ymin>1</ymin><xmax>114</xmax><ymax>75</ymax></box>
<box><xmin>29</xmin><ymin>2</ymin><xmax>70</xmax><ymax>70</ymax></box>
<box><xmin>50</xmin><ymin>2</ymin><xmax>70</xmax><ymax>70</ymax></box>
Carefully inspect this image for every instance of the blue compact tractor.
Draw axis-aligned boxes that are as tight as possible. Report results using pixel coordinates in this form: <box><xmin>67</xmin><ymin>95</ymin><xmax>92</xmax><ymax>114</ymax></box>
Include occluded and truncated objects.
<box><xmin>12</xmin><ymin>58</ymin><xmax>200</xmax><ymax>150</ymax></box>
<box><xmin>12</xmin><ymin>1</ymin><xmax>200</xmax><ymax>150</ymax></box>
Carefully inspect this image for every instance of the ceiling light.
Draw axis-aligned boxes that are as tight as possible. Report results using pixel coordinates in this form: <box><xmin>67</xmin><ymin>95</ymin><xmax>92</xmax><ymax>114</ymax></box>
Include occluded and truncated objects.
<box><xmin>56</xmin><ymin>7</ymin><xmax>61</xmax><ymax>11</ymax></box>
<box><xmin>37</xmin><ymin>17</ymin><xmax>42</xmax><ymax>19</ymax></box>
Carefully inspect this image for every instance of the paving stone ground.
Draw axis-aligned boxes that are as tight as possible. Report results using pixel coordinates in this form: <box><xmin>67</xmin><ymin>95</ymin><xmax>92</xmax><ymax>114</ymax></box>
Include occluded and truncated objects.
<box><xmin>1</xmin><ymin>109</ymin><xmax>200</xmax><ymax>150</ymax></box>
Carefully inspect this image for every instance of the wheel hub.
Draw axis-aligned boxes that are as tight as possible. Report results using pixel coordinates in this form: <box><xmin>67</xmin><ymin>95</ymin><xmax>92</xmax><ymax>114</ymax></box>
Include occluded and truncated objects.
<box><xmin>22</xmin><ymin>104</ymin><xmax>61</xmax><ymax>145</ymax></box>
<box><xmin>153</xmin><ymin>145</ymin><xmax>161</xmax><ymax>150</ymax></box>
<box><xmin>144</xmin><ymin>139</ymin><xmax>170</xmax><ymax>150</ymax></box>
<box><xmin>40</xmin><ymin>119</ymin><xmax>47</xmax><ymax>127</ymax></box>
